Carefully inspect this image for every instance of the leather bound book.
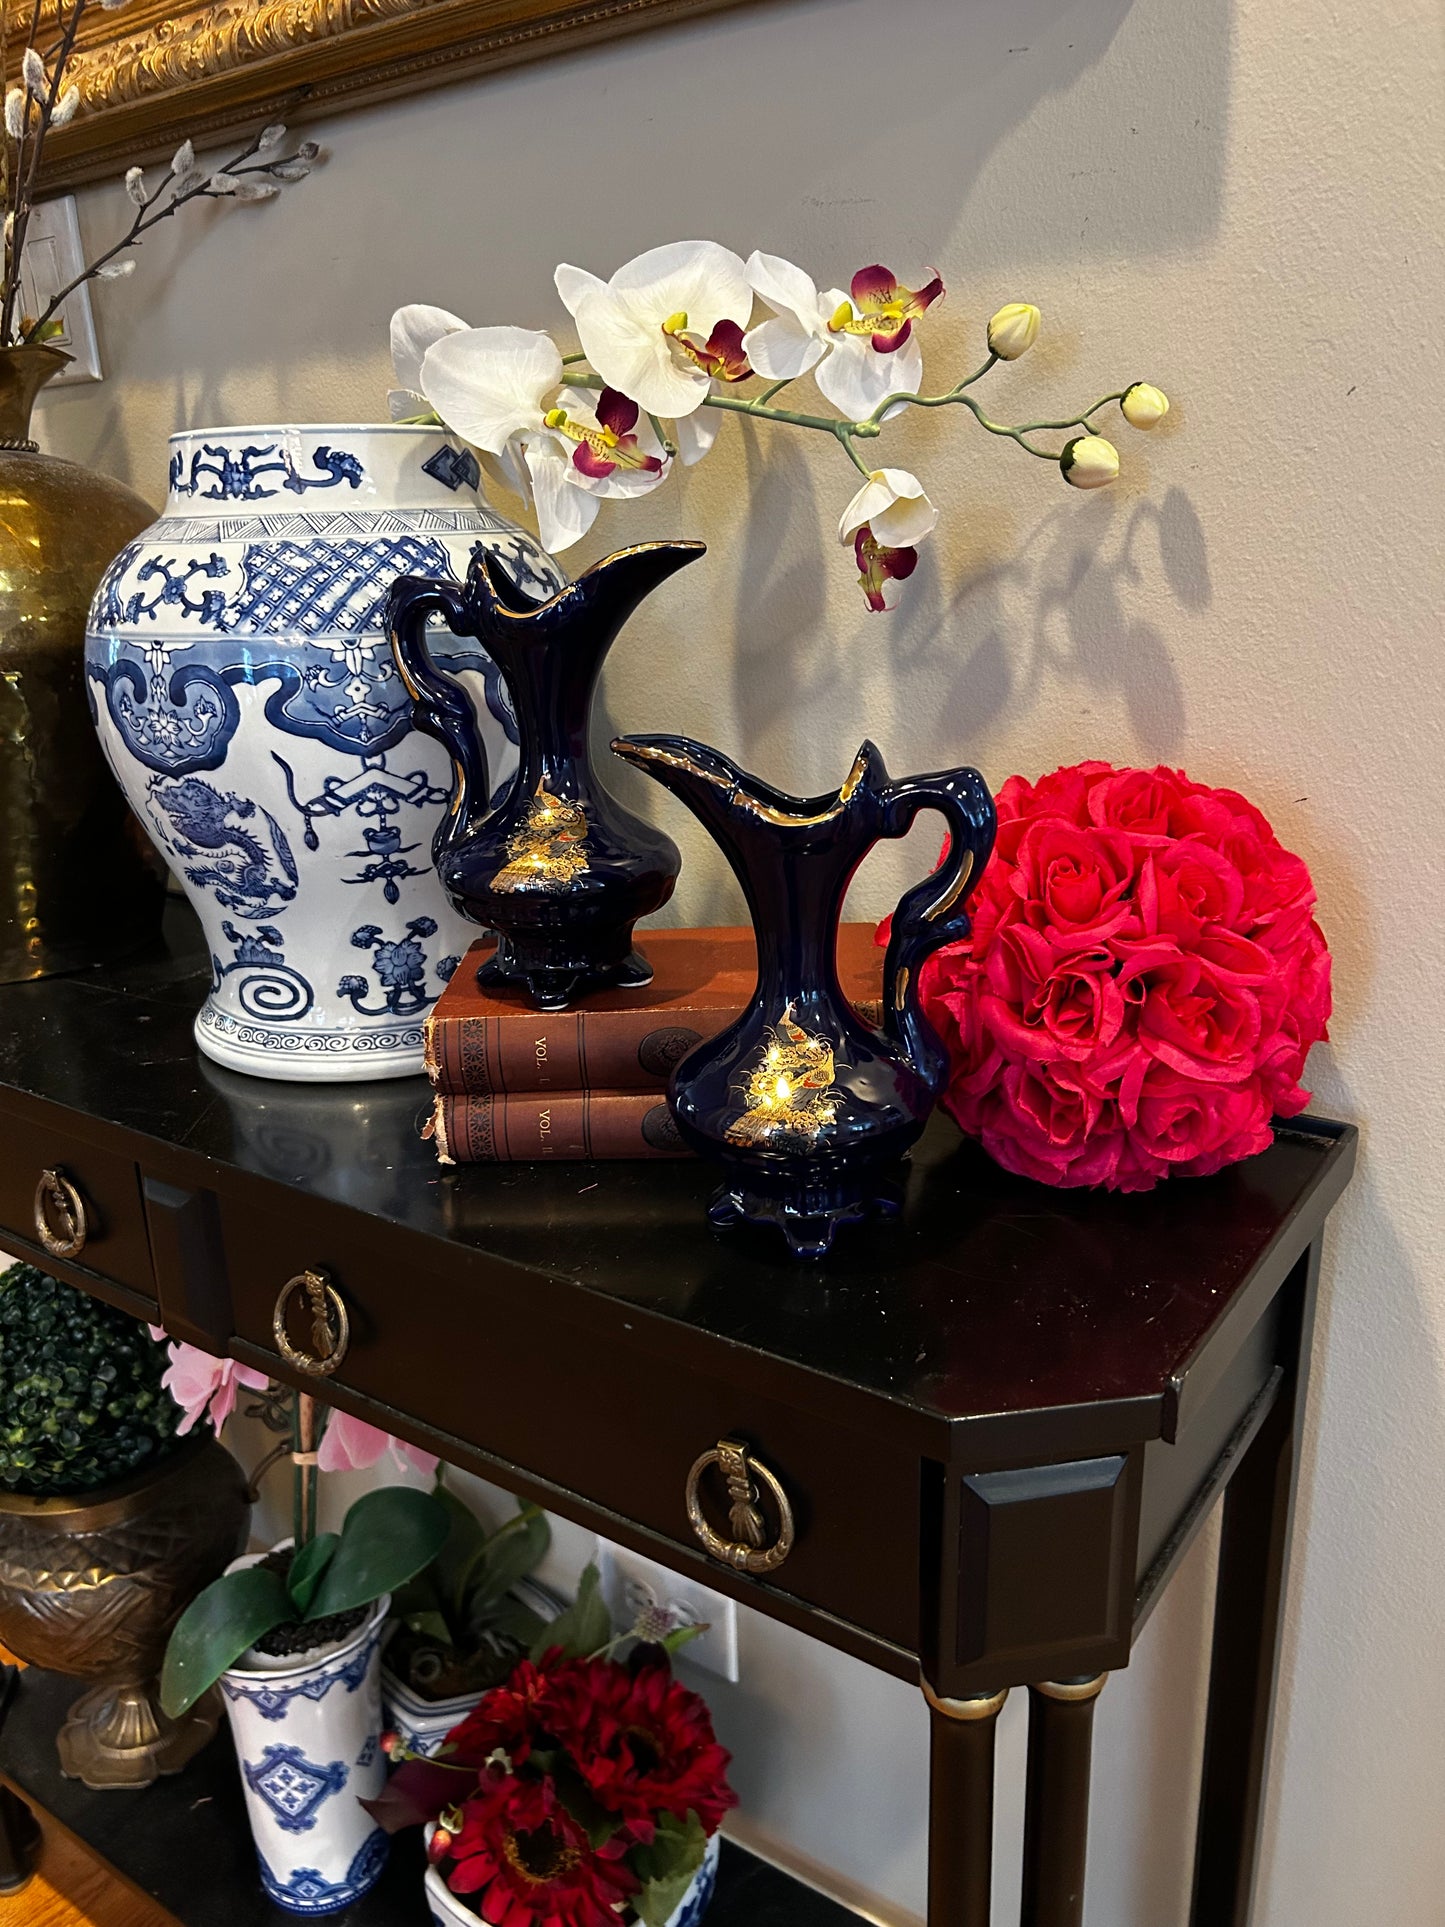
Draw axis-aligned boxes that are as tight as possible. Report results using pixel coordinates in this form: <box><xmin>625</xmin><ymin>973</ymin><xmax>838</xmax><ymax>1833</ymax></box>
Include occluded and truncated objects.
<box><xmin>424</xmin><ymin>924</ymin><xmax>885</xmax><ymax>1097</ymax></box>
<box><xmin>429</xmin><ymin>1092</ymin><xmax>692</xmax><ymax>1163</ymax></box>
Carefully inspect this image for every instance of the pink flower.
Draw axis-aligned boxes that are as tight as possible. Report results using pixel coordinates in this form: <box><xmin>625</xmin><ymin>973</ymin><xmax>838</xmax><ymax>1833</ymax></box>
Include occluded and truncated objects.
<box><xmin>148</xmin><ymin>1334</ymin><xmax>270</xmax><ymax>1436</ymax></box>
<box><xmin>885</xmin><ymin>761</ymin><xmax>1333</xmax><ymax>1192</ymax></box>
<box><xmin>317</xmin><ymin>1410</ymin><xmax>439</xmax><ymax>1478</ymax></box>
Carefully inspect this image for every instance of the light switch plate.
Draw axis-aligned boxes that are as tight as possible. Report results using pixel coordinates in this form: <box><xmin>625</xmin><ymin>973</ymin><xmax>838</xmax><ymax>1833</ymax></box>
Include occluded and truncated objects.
<box><xmin>21</xmin><ymin>195</ymin><xmax>101</xmax><ymax>382</ymax></box>
<box><xmin>596</xmin><ymin>1540</ymin><xmax>740</xmax><ymax>1683</ymax></box>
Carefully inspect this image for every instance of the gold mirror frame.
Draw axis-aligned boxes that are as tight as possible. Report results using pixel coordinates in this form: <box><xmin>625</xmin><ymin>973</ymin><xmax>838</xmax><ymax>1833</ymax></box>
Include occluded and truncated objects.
<box><xmin>14</xmin><ymin>0</ymin><xmax>766</xmax><ymax>194</ymax></box>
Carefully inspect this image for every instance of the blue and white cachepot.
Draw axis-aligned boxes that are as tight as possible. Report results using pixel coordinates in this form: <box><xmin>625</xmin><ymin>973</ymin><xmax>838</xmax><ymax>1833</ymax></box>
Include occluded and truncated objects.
<box><xmin>220</xmin><ymin>1585</ymin><xmax>392</xmax><ymax>1915</ymax></box>
<box><xmin>381</xmin><ymin>1577</ymin><xmax>561</xmax><ymax>1759</ymax></box>
<box><xmin>84</xmin><ymin>424</ymin><xmax>564</xmax><ymax>1081</ymax></box>
<box><xmin>422</xmin><ymin>1822</ymin><xmax>720</xmax><ymax>1927</ymax></box>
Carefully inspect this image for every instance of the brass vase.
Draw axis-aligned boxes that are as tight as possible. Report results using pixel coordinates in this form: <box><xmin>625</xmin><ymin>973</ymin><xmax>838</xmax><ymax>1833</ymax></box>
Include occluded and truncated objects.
<box><xmin>0</xmin><ymin>1432</ymin><xmax>250</xmax><ymax>1788</ymax></box>
<box><xmin>0</xmin><ymin>344</ymin><xmax>165</xmax><ymax>981</ymax></box>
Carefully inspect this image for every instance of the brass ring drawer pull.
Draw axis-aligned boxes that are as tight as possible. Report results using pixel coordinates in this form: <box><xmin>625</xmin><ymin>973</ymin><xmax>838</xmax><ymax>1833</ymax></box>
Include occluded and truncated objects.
<box><xmin>272</xmin><ymin>1269</ymin><xmax>350</xmax><ymax>1376</ymax></box>
<box><xmin>34</xmin><ymin>1167</ymin><xmax>90</xmax><ymax>1259</ymax></box>
<box><xmin>685</xmin><ymin>1438</ymin><xmax>795</xmax><ymax>1575</ymax></box>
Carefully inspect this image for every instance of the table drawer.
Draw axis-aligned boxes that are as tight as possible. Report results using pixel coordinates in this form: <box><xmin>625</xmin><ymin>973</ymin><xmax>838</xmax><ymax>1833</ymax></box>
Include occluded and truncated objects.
<box><xmin>222</xmin><ymin>1189</ymin><xmax>921</xmax><ymax>1653</ymax></box>
<box><xmin>0</xmin><ymin>1103</ymin><xmax>155</xmax><ymax>1297</ymax></box>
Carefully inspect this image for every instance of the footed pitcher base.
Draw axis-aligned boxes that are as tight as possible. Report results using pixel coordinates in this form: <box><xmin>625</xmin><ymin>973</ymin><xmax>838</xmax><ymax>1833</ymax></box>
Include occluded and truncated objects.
<box><xmin>707</xmin><ymin>1166</ymin><xmax>907</xmax><ymax>1259</ymax></box>
<box><xmin>479</xmin><ymin>933</ymin><xmax>654</xmax><ymax>1011</ymax></box>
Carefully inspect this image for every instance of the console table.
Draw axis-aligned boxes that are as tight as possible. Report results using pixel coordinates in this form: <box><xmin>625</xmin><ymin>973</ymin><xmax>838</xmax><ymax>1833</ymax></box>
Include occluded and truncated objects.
<box><xmin>0</xmin><ymin>907</ymin><xmax>1356</xmax><ymax>1927</ymax></box>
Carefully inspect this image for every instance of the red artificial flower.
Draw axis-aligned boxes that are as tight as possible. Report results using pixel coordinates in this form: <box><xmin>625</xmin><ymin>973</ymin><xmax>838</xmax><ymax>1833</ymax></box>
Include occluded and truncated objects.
<box><xmin>444</xmin><ymin>1659</ymin><xmax>558</xmax><ymax>1771</ymax></box>
<box><xmin>539</xmin><ymin>1653</ymin><xmax>737</xmax><ymax>1837</ymax></box>
<box><xmin>879</xmin><ymin>761</ymin><xmax>1332</xmax><ymax>1192</ymax></box>
<box><xmin>443</xmin><ymin>1773</ymin><xmax>638</xmax><ymax>1927</ymax></box>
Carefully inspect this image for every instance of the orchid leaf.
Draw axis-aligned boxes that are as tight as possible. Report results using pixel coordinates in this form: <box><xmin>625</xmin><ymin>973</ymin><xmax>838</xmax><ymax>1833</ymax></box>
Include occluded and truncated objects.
<box><xmin>530</xmin><ymin>1560</ymin><xmax>609</xmax><ymax>1662</ymax></box>
<box><xmin>307</xmin><ymin>1486</ymin><xmax>449</xmax><ymax>1620</ymax></box>
<box><xmin>631</xmin><ymin>1811</ymin><xmax>707</xmax><ymax>1927</ymax></box>
<box><xmin>160</xmin><ymin>1564</ymin><xmax>289</xmax><ymax>1719</ymax></box>
<box><xmin>487</xmin><ymin>1592</ymin><xmax>547</xmax><ymax>1648</ymax></box>
<box><xmin>287</xmin><ymin>1532</ymin><xmax>339</xmax><ymax>1617</ymax></box>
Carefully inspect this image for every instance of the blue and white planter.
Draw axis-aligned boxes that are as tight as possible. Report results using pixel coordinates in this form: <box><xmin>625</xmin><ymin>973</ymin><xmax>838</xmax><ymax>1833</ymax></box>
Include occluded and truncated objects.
<box><xmin>381</xmin><ymin>1577</ymin><xmax>561</xmax><ymax>1759</ymax></box>
<box><xmin>422</xmin><ymin>1822</ymin><xmax>720</xmax><ymax>1927</ymax></box>
<box><xmin>85</xmin><ymin>424</ymin><xmax>564</xmax><ymax>1081</ymax></box>
<box><xmin>220</xmin><ymin>1584</ymin><xmax>392</xmax><ymax>1915</ymax></box>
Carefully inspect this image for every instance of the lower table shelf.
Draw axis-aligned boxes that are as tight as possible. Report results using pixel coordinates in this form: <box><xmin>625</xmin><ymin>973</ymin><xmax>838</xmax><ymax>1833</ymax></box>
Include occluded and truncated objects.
<box><xmin>0</xmin><ymin>1667</ymin><xmax>857</xmax><ymax>1926</ymax></box>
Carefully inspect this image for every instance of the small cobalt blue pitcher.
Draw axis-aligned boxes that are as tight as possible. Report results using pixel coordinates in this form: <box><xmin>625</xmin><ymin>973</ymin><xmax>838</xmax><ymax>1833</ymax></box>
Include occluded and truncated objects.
<box><xmin>389</xmin><ymin>542</ymin><xmax>703</xmax><ymax>1010</ymax></box>
<box><xmin>611</xmin><ymin>734</ymin><xmax>996</xmax><ymax>1257</ymax></box>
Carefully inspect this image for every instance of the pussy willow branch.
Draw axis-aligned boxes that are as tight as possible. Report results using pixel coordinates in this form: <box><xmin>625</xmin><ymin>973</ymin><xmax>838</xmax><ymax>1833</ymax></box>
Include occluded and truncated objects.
<box><xmin>28</xmin><ymin>134</ymin><xmax>310</xmax><ymax>335</ymax></box>
<box><xmin>1</xmin><ymin>0</ymin><xmax>83</xmax><ymax>344</ymax></box>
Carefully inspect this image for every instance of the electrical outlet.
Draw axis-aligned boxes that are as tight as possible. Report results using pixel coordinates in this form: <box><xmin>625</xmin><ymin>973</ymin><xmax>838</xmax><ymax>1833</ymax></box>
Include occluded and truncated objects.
<box><xmin>595</xmin><ymin>1540</ymin><xmax>740</xmax><ymax>1683</ymax></box>
<box><xmin>20</xmin><ymin>195</ymin><xmax>101</xmax><ymax>381</ymax></box>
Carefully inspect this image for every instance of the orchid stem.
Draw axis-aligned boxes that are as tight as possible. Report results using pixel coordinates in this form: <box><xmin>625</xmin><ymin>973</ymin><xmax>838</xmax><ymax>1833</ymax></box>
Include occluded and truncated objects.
<box><xmin>647</xmin><ymin>410</ymin><xmax>677</xmax><ymax>459</ymax></box>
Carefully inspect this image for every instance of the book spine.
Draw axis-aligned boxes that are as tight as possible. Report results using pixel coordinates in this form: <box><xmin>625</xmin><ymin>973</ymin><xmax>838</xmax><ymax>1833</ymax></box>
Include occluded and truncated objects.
<box><xmin>430</xmin><ymin>1093</ymin><xmax>692</xmax><ymax>1164</ymax></box>
<box><xmin>425</xmin><ymin>1009</ymin><xmax>727</xmax><ymax>1095</ymax></box>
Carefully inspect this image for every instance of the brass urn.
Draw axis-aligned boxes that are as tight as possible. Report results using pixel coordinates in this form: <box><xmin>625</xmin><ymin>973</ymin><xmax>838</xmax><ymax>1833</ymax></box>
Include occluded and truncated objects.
<box><xmin>0</xmin><ymin>344</ymin><xmax>165</xmax><ymax>981</ymax></box>
<box><xmin>0</xmin><ymin>1432</ymin><xmax>250</xmax><ymax>1787</ymax></box>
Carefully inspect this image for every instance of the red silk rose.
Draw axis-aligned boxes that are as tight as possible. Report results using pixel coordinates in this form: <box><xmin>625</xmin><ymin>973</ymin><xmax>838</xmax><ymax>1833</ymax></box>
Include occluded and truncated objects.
<box><xmin>884</xmin><ymin>761</ymin><xmax>1331</xmax><ymax>1191</ymax></box>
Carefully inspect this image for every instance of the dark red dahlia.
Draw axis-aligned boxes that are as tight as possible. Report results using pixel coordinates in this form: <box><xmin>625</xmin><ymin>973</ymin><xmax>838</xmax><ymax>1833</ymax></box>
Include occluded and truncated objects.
<box><xmin>444</xmin><ymin>1659</ymin><xmax>558</xmax><ymax>1770</ymax></box>
<box><xmin>443</xmin><ymin>1773</ymin><xmax>637</xmax><ymax>1927</ymax></box>
<box><xmin>540</xmin><ymin>1653</ymin><xmax>737</xmax><ymax>1835</ymax></box>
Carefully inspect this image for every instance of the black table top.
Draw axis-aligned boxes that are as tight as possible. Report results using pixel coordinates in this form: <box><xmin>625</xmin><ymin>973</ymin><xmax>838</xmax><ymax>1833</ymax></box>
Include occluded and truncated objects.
<box><xmin>0</xmin><ymin>902</ymin><xmax>1356</xmax><ymax>1449</ymax></box>
<box><xmin>0</xmin><ymin>1666</ymin><xmax>856</xmax><ymax>1926</ymax></box>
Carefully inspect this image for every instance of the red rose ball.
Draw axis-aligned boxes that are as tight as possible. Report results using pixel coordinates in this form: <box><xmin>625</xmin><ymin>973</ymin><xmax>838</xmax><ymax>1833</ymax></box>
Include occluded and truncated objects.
<box><xmin>897</xmin><ymin>761</ymin><xmax>1332</xmax><ymax>1192</ymax></box>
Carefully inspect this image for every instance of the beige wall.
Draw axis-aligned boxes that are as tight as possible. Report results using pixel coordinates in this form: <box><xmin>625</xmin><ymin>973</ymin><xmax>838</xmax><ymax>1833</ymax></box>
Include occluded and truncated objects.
<box><xmin>36</xmin><ymin>0</ymin><xmax>1445</xmax><ymax>1920</ymax></box>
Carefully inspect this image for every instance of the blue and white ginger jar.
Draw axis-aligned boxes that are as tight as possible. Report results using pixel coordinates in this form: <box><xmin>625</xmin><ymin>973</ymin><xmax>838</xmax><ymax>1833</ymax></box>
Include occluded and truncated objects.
<box><xmin>85</xmin><ymin>424</ymin><xmax>564</xmax><ymax>1080</ymax></box>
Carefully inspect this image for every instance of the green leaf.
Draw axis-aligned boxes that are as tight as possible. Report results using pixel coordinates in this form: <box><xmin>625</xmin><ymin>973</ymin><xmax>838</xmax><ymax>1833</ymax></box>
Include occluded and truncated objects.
<box><xmin>389</xmin><ymin>1568</ymin><xmax>443</xmax><ymax>1624</ymax></box>
<box><xmin>401</xmin><ymin>1609</ymin><xmax>453</xmax><ymax>1643</ymax></box>
<box><xmin>431</xmin><ymin>1486</ymin><xmax>489</xmax><ymax>1623</ymax></box>
<box><xmin>287</xmin><ymin>1532</ymin><xmax>339</xmax><ymax>1617</ymax></box>
<box><xmin>551</xmin><ymin>1761</ymin><xmax>625</xmax><ymax>1849</ymax></box>
<box><xmin>530</xmin><ymin>1561</ymin><xmax>610</xmax><ymax>1662</ymax></box>
<box><xmin>631</xmin><ymin>1811</ymin><xmax>708</xmax><ymax>1927</ymax></box>
<box><xmin>453</xmin><ymin>1501</ymin><xmax>549</xmax><ymax>1618</ymax></box>
<box><xmin>486</xmin><ymin>1593</ymin><xmax>547</xmax><ymax>1649</ymax></box>
<box><xmin>660</xmin><ymin>1622</ymin><xmax>707</xmax><ymax>1657</ymax></box>
<box><xmin>160</xmin><ymin>1565</ymin><xmax>290</xmax><ymax>1719</ymax></box>
<box><xmin>308</xmin><ymin>1486</ymin><xmax>449</xmax><ymax>1620</ymax></box>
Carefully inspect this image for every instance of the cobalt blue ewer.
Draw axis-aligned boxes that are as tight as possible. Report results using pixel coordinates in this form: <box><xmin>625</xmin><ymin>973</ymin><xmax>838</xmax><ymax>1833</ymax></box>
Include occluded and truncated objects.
<box><xmin>389</xmin><ymin>542</ymin><xmax>703</xmax><ymax>1010</ymax></box>
<box><xmin>611</xmin><ymin>735</ymin><xmax>996</xmax><ymax>1257</ymax></box>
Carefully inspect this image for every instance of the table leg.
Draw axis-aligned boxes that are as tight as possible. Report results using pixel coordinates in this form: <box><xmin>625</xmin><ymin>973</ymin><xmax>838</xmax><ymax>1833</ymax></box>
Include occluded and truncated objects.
<box><xmin>0</xmin><ymin>1784</ymin><xmax>38</xmax><ymax>1894</ymax></box>
<box><xmin>1190</xmin><ymin>1241</ymin><xmax>1322</xmax><ymax>1927</ymax></box>
<box><xmin>1020</xmin><ymin>1674</ymin><xmax>1107</xmax><ymax>1927</ymax></box>
<box><xmin>923</xmin><ymin>1680</ymin><xmax>1008</xmax><ymax>1927</ymax></box>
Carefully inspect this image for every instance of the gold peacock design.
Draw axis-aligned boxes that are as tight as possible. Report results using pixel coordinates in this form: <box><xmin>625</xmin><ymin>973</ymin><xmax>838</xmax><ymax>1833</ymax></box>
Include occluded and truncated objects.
<box><xmin>725</xmin><ymin>1008</ymin><xmax>841</xmax><ymax>1150</ymax></box>
<box><xmin>490</xmin><ymin>783</ymin><xmax>590</xmax><ymax>894</ymax></box>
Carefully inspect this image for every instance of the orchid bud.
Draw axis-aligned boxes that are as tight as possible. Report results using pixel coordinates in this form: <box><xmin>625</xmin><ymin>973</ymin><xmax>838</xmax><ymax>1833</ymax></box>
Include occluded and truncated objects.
<box><xmin>51</xmin><ymin>86</ymin><xmax>80</xmax><ymax>127</ymax></box>
<box><xmin>4</xmin><ymin>90</ymin><xmax>25</xmax><ymax>141</ymax></box>
<box><xmin>22</xmin><ymin>49</ymin><xmax>48</xmax><ymax>103</ymax></box>
<box><xmin>124</xmin><ymin>166</ymin><xmax>147</xmax><ymax>207</ymax></box>
<box><xmin>987</xmin><ymin>302</ymin><xmax>1040</xmax><ymax>360</ymax></box>
<box><xmin>95</xmin><ymin>259</ymin><xmax>136</xmax><ymax>279</ymax></box>
<box><xmin>1120</xmin><ymin>381</ymin><xmax>1169</xmax><ymax>429</ymax></box>
<box><xmin>170</xmin><ymin>139</ymin><xmax>195</xmax><ymax>176</ymax></box>
<box><xmin>1060</xmin><ymin>435</ymin><xmax>1119</xmax><ymax>489</ymax></box>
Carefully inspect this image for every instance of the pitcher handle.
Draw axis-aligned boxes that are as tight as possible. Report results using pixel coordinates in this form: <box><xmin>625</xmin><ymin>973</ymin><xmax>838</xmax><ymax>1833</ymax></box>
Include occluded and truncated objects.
<box><xmin>877</xmin><ymin>767</ymin><xmax>997</xmax><ymax>1091</ymax></box>
<box><xmin>387</xmin><ymin>574</ymin><xmax>489</xmax><ymax>847</ymax></box>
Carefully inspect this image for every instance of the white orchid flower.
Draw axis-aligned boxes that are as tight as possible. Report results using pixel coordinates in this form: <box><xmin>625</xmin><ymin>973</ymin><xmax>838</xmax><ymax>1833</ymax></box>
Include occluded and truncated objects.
<box><xmin>555</xmin><ymin>241</ymin><xmax>753</xmax><ymax>418</ymax></box>
<box><xmin>838</xmin><ymin>468</ymin><xmax>938</xmax><ymax>549</ymax></box>
<box><xmin>389</xmin><ymin>302</ymin><xmax>469</xmax><ymax>420</ymax></box>
<box><xmin>742</xmin><ymin>251</ymin><xmax>834</xmax><ymax>379</ymax></box>
<box><xmin>421</xmin><ymin>328</ymin><xmax>667</xmax><ymax>553</ymax></box>
<box><xmin>1120</xmin><ymin>382</ymin><xmax>1169</xmax><ymax>428</ymax></box>
<box><xmin>838</xmin><ymin>468</ymin><xmax>936</xmax><ymax>613</ymax></box>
